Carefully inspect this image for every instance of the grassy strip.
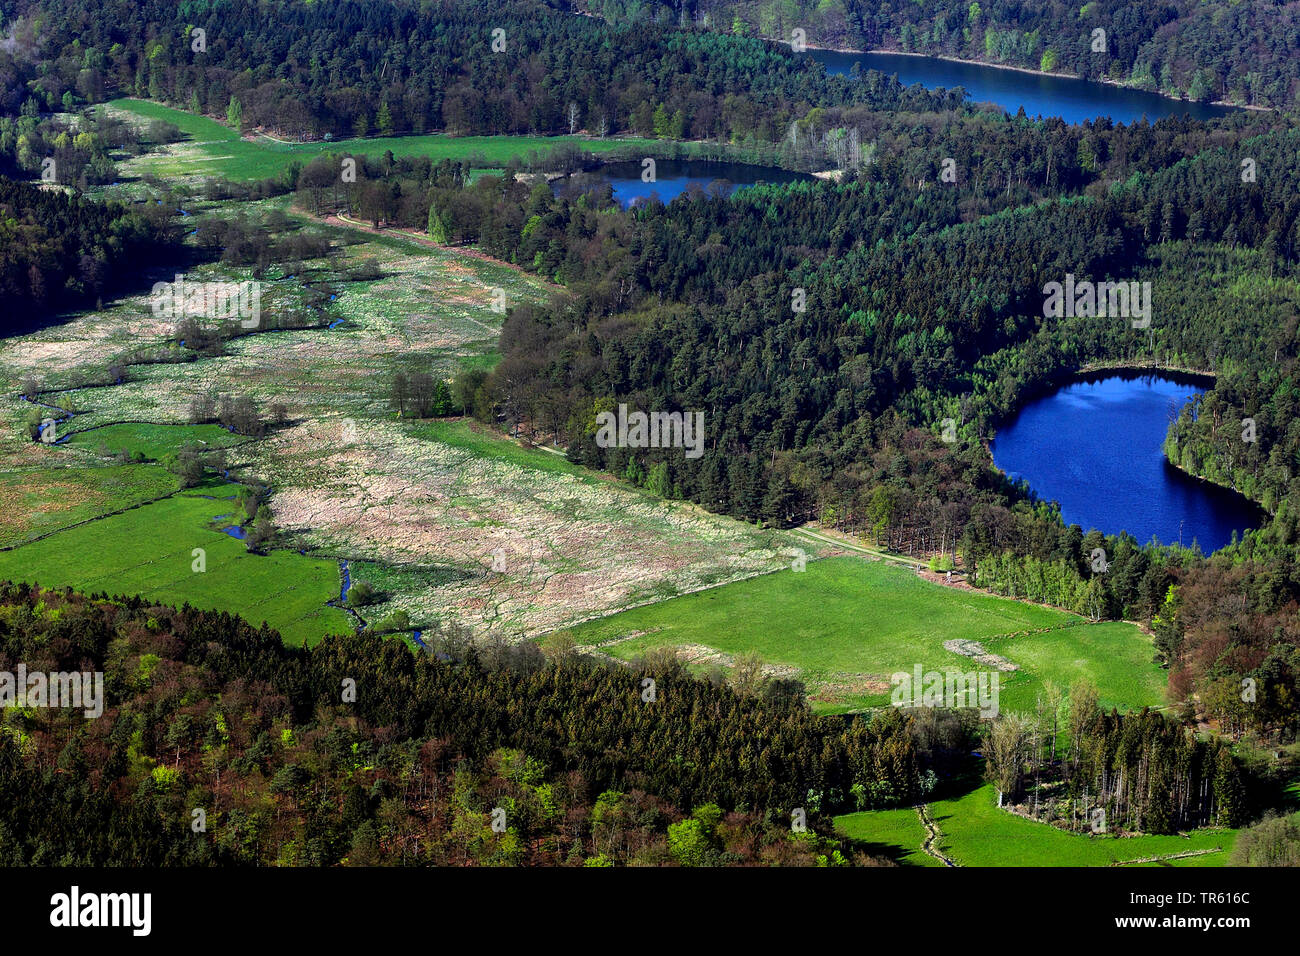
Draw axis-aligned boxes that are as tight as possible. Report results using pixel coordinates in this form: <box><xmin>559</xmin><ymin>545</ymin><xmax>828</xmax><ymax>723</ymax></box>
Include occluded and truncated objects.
<box><xmin>834</xmin><ymin>807</ymin><xmax>946</xmax><ymax>867</ymax></box>
<box><xmin>565</xmin><ymin>556</ymin><xmax>1166</xmax><ymax>713</ymax></box>
<box><xmin>63</xmin><ymin>422</ymin><xmax>244</xmax><ymax>461</ymax></box>
<box><xmin>105</xmin><ymin>98</ymin><xmax>650</xmax><ymax>181</ymax></box>
<box><xmin>928</xmin><ymin>784</ymin><xmax>1235</xmax><ymax>867</ymax></box>
<box><xmin>0</xmin><ymin>464</ymin><xmax>178</xmax><ymax>548</ymax></box>
<box><xmin>0</xmin><ymin>482</ymin><xmax>350</xmax><ymax>647</ymax></box>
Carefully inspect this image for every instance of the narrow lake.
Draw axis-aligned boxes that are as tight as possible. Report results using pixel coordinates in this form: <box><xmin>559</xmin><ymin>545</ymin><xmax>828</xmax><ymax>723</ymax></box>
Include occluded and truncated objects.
<box><xmin>809</xmin><ymin>49</ymin><xmax>1240</xmax><ymax>125</ymax></box>
<box><xmin>990</xmin><ymin>374</ymin><xmax>1261</xmax><ymax>553</ymax></box>
<box><xmin>554</xmin><ymin>159</ymin><xmax>812</xmax><ymax>207</ymax></box>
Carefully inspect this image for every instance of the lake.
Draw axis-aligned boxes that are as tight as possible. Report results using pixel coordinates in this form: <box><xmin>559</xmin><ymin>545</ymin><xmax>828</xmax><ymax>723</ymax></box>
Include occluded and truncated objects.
<box><xmin>809</xmin><ymin>49</ymin><xmax>1240</xmax><ymax>125</ymax></box>
<box><xmin>554</xmin><ymin>159</ymin><xmax>812</xmax><ymax>207</ymax></box>
<box><xmin>990</xmin><ymin>374</ymin><xmax>1260</xmax><ymax>552</ymax></box>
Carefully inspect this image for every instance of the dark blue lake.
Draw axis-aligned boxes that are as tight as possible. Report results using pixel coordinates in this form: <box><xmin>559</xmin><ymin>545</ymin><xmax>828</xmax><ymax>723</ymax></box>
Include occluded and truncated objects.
<box><xmin>991</xmin><ymin>374</ymin><xmax>1261</xmax><ymax>552</ymax></box>
<box><xmin>808</xmin><ymin>49</ymin><xmax>1241</xmax><ymax>125</ymax></box>
<box><xmin>555</xmin><ymin>159</ymin><xmax>811</xmax><ymax>208</ymax></box>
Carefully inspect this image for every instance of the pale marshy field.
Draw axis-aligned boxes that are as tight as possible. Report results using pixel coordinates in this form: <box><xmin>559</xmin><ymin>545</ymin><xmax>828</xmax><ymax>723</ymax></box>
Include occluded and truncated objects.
<box><xmin>0</xmin><ymin>166</ymin><xmax>802</xmax><ymax>642</ymax></box>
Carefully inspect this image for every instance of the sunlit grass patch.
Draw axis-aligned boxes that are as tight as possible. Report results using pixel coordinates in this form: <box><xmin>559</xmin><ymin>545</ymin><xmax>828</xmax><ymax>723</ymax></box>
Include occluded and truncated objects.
<box><xmin>0</xmin><ymin>464</ymin><xmax>178</xmax><ymax>547</ymax></box>
<box><xmin>102</xmin><ymin>98</ymin><xmax>651</xmax><ymax>182</ymax></box>
<box><xmin>0</xmin><ymin>481</ymin><xmax>351</xmax><ymax>647</ymax></box>
<box><xmin>64</xmin><ymin>423</ymin><xmax>244</xmax><ymax>461</ymax></box>
<box><xmin>565</xmin><ymin>557</ymin><xmax>1165</xmax><ymax>713</ymax></box>
<box><xmin>833</xmin><ymin>808</ymin><xmax>944</xmax><ymax>867</ymax></box>
<box><xmin>927</xmin><ymin>784</ymin><xmax>1235</xmax><ymax>867</ymax></box>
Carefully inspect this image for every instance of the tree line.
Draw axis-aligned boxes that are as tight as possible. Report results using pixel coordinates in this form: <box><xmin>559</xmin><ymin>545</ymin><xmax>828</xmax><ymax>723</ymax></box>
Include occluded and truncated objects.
<box><xmin>0</xmin><ymin>583</ymin><xmax>1263</xmax><ymax>867</ymax></box>
<box><xmin>983</xmin><ymin>682</ymin><xmax>1252</xmax><ymax>835</ymax></box>
<box><xmin>608</xmin><ymin>0</ymin><xmax>1300</xmax><ymax>109</ymax></box>
<box><xmin>0</xmin><ymin>177</ymin><xmax>176</xmax><ymax>322</ymax></box>
<box><xmin>0</xmin><ymin>582</ymin><xmax>929</xmax><ymax>864</ymax></box>
<box><xmin>10</xmin><ymin>0</ymin><xmax>960</xmax><ymax>143</ymax></box>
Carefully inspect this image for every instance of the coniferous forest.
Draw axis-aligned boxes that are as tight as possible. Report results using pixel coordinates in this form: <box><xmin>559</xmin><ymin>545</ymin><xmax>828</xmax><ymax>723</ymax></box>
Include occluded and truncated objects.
<box><xmin>586</xmin><ymin>0</ymin><xmax>1300</xmax><ymax>110</ymax></box>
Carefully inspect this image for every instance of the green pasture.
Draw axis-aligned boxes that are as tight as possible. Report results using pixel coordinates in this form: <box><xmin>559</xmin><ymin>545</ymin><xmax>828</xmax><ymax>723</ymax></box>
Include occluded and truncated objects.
<box><xmin>104</xmin><ymin>98</ymin><xmax>648</xmax><ymax>181</ymax></box>
<box><xmin>835</xmin><ymin>784</ymin><xmax>1235</xmax><ymax>866</ymax></box>
<box><xmin>833</xmin><ymin>807</ymin><xmax>943</xmax><ymax>867</ymax></box>
<box><xmin>565</xmin><ymin>557</ymin><xmax>1167</xmax><ymax>714</ymax></box>
<box><xmin>929</xmin><ymin>784</ymin><xmax>1235</xmax><ymax>867</ymax></box>
<box><xmin>63</xmin><ymin>422</ymin><xmax>244</xmax><ymax>461</ymax></box>
<box><xmin>0</xmin><ymin>480</ymin><xmax>351</xmax><ymax>646</ymax></box>
<box><xmin>0</xmin><ymin>464</ymin><xmax>178</xmax><ymax>548</ymax></box>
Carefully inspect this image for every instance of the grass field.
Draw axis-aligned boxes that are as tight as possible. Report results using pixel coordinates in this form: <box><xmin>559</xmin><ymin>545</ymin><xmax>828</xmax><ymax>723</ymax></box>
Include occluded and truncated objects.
<box><xmin>0</xmin><ymin>464</ymin><xmax>178</xmax><ymax>548</ymax></box>
<box><xmin>103</xmin><ymin>98</ymin><xmax>649</xmax><ymax>182</ymax></box>
<box><xmin>989</xmin><ymin>622</ymin><xmax>1167</xmax><ymax>713</ymax></box>
<box><xmin>63</xmin><ymin>423</ymin><xmax>245</xmax><ymax>461</ymax></box>
<box><xmin>0</xmin><ymin>480</ymin><xmax>350</xmax><ymax>646</ymax></box>
<box><xmin>565</xmin><ymin>556</ymin><xmax>1168</xmax><ymax>713</ymax></box>
<box><xmin>833</xmin><ymin>807</ymin><xmax>944</xmax><ymax>867</ymax></box>
<box><xmin>409</xmin><ymin>419</ymin><xmax>596</xmax><ymax>480</ymax></box>
<box><xmin>926</xmin><ymin>784</ymin><xmax>1235</xmax><ymax>867</ymax></box>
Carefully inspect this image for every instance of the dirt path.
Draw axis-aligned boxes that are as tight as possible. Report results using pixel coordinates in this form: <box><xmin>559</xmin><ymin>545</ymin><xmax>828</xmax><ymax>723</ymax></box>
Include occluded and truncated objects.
<box><xmin>1114</xmin><ymin>848</ymin><xmax>1223</xmax><ymax>866</ymax></box>
<box><xmin>916</xmin><ymin>804</ymin><xmax>957</xmax><ymax>867</ymax></box>
<box><xmin>320</xmin><ymin>213</ymin><xmax>561</xmax><ymax>287</ymax></box>
<box><xmin>790</xmin><ymin>525</ymin><xmax>926</xmax><ymax>568</ymax></box>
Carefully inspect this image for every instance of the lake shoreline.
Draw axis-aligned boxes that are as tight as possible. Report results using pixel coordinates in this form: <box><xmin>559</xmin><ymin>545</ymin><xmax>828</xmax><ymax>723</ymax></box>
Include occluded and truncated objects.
<box><xmin>1162</xmin><ymin>456</ymin><xmax>1270</xmax><ymax>523</ymax></box>
<box><xmin>992</xmin><ymin>364</ymin><xmax>1217</xmax><ymax>435</ymax></box>
<box><xmin>989</xmin><ymin>372</ymin><xmax>1262</xmax><ymax>551</ymax></box>
<box><xmin>1072</xmin><ymin>362</ymin><xmax>1217</xmax><ymax>386</ymax></box>
<box><xmin>800</xmin><ymin>42</ymin><xmax>1265</xmax><ymax>114</ymax></box>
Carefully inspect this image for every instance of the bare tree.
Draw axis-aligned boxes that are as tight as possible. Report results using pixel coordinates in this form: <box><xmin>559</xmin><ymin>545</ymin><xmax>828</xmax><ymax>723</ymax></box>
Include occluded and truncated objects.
<box><xmin>984</xmin><ymin>712</ymin><xmax>1033</xmax><ymax>807</ymax></box>
<box><xmin>731</xmin><ymin>651</ymin><xmax>768</xmax><ymax>698</ymax></box>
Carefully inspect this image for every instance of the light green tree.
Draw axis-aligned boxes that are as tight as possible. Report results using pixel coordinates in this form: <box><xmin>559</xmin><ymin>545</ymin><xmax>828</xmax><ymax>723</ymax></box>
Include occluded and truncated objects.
<box><xmin>666</xmin><ymin>818</ymin><xmax>713</xmax><ymax>866</ymax></box>
<box><xmin>427</xmin><ymin>203</ymin><xmax>448</xmax><ymax>243</ymax></box>
<box><xmin>652</xmin><ymin>103</ymin><xmax>671</xmax><ymax>138</ymax></box>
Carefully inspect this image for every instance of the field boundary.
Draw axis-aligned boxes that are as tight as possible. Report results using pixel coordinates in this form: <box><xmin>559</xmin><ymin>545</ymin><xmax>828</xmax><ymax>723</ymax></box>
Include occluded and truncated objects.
<box><xmin>790</xmin><ymin>525</ymin><xmax>926</xmax><ymax>567</ymax></box>
<box><xmin>917</xmin><ymin>804</ymin><xmax>957</xmax><ymax>867</ymax></box>
<box><xmin>1113</xmin><ymin>847</ymin><xmax>1224</xmax><ymax>866</ymax></box>
<box><xmin>0</xmin><ymin>486</ymin><xmax>185</xmax><ymax>553</ymax></box>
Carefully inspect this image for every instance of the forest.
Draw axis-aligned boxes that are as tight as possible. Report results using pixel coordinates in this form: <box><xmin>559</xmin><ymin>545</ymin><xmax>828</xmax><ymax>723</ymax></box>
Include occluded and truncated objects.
<box><xmin>983</xmin><ymin>683</ymin><xmax>1251</xmax><ymax>835</ymax></box>
<box><xmin>579</xmin><ymin>0</ymin><xmax>1300</xmax><ymax>110</ymax></box>
<box><xmin>4</xmin><ymin>0</ymin><xmax>959</xmax><ymax>144</ymax></box>
<box><xmin>0</xmin><ymin>177</ymin><xmax>176</xmax><ymax>320</ymax></box>
<box><xmin>0</xmin><ymin>584</ymin><xmax>1255</xmax><ymax>864</ymax></box>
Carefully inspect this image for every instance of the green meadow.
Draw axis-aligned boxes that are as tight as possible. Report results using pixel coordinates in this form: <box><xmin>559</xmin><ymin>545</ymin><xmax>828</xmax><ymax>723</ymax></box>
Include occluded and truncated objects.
<box><xmin>0</xmin><ymin>481</ymin><xmax>350</xmax><ymax>647</ymax></box>
<box><xmin>835</xmin><ymin>784</ymin><xmax>1236</xmax><ymax>867</ymax></box>
<box><xmin>988</xmin><ymin>622</ymin><xmax>1168</xmax><ymax>714</ymax></box>
<box><xmin>104</xmin><ymin>98</ymin><xmax>648</xmax><ymax>182</ymax></box>
<box><xmin>408</xmin><ymin>419</ymin><xmax>598</xmax><ymax>481</ymax></box>
<box><xmin>63</xmin><ymin>422</ymin><xmax>244</xmax><ymax>461</ymax></box>
<box><xmin>929</xmin><ymin>785</ymin><xmax>1233</xmax><ymax>867</ymax></box>
<box><xmin>566</xmin><ymin>556</ymin><xmax>1168</xmax><ymax>714</ymax></box>
<box><xmin>0</xmin><ymin>464</ymin><xmax>178</xmax><ymax>548</ymax></box>
<box><xmin>833</xmin><ymin>807</ymin><xmax>944</xmax><ymax>867</ymax></box>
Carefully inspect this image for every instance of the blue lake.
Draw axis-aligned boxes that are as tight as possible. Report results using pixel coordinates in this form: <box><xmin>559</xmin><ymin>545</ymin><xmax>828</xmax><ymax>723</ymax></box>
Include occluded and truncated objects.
<box><xmin>808</xmin><ymin>49</ymin><xmax>1241</xmax><ymax>125</ymax></box>
<box><xmin>990</xmin><ymin>374</ymin><xmax>1261</xmax><ymax>552</ymax></box>
<box><xmin>555</xmin><ymin>159</ymin><xmax>811</xmax><ymax>208</ymax></box>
